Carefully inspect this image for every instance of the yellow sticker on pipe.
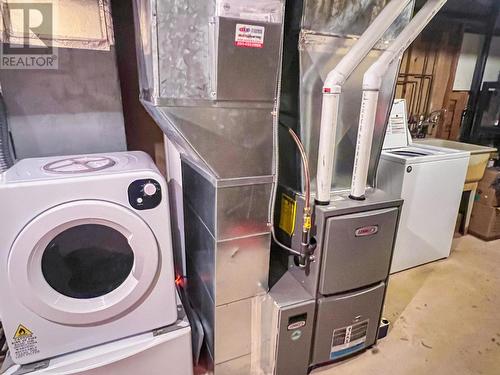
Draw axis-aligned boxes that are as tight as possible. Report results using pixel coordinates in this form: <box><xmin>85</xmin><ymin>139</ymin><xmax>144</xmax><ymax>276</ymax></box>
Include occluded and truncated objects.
<box><xmin>303</xmin><ymin>216</ymin><xmax>312</xmax><ymax>230</ymax></box>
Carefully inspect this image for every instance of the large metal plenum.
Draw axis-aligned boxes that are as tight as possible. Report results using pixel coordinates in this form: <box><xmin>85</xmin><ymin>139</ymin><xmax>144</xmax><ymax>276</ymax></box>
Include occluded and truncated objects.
<box><xmin>133</xmin><ymin>0</ymin><xmax>285</xmax><ymax>372</ymax></box>
<box><xmin>279</xmin><ymin>0</ymin><xmax>416</xmax><ymax>193</ymax></box>
<box><xmin>182</xmin><ymin>160</ymin><xmax>272</xmax><ymax>363</ymax></box>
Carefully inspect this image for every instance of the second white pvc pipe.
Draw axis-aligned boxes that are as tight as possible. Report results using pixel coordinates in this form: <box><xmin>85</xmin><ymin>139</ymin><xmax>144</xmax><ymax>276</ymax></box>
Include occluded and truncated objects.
<box><xmin>315</xmin><ymin>0</ymin><xmax>413</xmax><ymax>204</ymax></box>
<box><xmin>350</xmin><ymin>90</ymin><xmax>379</xmax><ymax>199</ymax></box>
<box><xmin>350</xmin><ymin>0</ymin><xmax>448</xmax><ymax>199</ymax></box>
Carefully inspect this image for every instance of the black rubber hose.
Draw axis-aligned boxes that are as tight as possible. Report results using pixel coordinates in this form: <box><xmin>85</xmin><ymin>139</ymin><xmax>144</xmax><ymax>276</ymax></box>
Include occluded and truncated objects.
<box><xmin>0</xmin><ymin>91</ymin><xmax>14</xmax><ymax>172</ymax></box>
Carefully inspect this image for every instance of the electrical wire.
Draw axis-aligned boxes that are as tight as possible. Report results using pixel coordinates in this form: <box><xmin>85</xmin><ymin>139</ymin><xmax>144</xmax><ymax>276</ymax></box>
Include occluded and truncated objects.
<box><xmin>268</xmin><ymin>106</ymin><xmax>312</xmax><ymax>256</ymax></box>
<box><xmin>267</xmin><ymin>25</ymin><xmax>302</xmax><ymax>256</ymax></box>
<box><xmin>287</xmin><ymin>126</ymin><xmax>311</xmax><ymax>211</ymax></box>
<box><xmin>269</xmin><ymin>123</ymin><xmax>313</xmax><ymax>258</ymax></box>
<box><xmin>268</xmin><ymin>120</ymin><xmax>307</xmax><ymax>256</ymax></box>
<box><xmin>268</xmin><ymin>156</ymin><xmax>300</xmax><ymax>260</ymax></box>
<box><xmin>268</xmin><ymin>11</ymin><xmax>313</xmax><ymax>259</ymax></box>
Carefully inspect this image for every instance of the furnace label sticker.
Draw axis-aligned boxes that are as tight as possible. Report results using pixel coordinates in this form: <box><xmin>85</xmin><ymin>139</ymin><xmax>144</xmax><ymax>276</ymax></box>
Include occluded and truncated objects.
<box><xmin>279</xmin><ymin>193</ymin><xmax>297</xmax><ymax>236</ymax></box>
<box><xmin>235</xmin><ymin>24</ymin><xmax>265</xmax><ymax>48</ymax></box>
<box><xmin>11</xmin><ymin>324</ymin><xmax>40</xmax><ymax>360</ymax></box>
<box><xmin>330</xmin><ymin>320</ymin><xmax>368</xmax><ymax>360</ymax></box>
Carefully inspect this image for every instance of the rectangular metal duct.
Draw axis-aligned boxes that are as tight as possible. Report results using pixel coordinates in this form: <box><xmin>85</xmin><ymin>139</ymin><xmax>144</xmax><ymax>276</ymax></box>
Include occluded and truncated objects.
<box><xmin>133</xmin><ymin>1</ymin><xmax>285</xmax><ymax>372</ymax></box>
<box><xmin>279</xmin><ymin>0</ymin><xmax>415</xmax><ymax>194</ymax></box>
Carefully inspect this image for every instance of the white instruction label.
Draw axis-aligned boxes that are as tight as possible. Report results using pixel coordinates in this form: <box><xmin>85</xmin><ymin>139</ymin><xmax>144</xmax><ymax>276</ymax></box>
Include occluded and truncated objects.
<box><xmin>330</xmin><ymin>320</ymin><xmax>368</xmax><ymax>360</ymax></box>
<box><xmin>383</xmin><ymin>99</ymin><xmax>410</xmax><ymax>150</ymax></box>
<box><xmin>235</xmin><ymin>24</ymin><xmax>265</xmax><ymax>48</ymax></box>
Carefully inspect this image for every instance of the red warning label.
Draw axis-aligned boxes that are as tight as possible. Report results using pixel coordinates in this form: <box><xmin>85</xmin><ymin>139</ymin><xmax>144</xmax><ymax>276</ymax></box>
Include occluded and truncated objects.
<box><xmin>235</xmin><ymin>24</ymin><xmax>265</xmax><ymax>48</ymax></box>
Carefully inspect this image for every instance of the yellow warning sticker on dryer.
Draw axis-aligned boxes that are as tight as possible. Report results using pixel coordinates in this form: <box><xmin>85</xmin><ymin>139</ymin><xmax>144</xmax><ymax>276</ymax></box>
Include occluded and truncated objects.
<box><xmin>13</xmin><ymin>324</ymin><xmax>33</xmax><ymax>339</ymax></box>
<box><xmin>279</xmin><ymin>193</ymin><xmax>297</xmax><ymax>236</ymax></box>
<box><xmin>11</xmin><ymin>324</ymin><xmax>40</xmax><ymax>360</ymax></box>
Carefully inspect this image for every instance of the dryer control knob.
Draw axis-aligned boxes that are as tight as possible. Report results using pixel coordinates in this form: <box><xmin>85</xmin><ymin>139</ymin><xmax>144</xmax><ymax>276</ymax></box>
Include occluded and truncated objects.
<box><xmin>143</xmin><ymin>182</ymin><xmax>157</xmax><ymax>196</ymax></box>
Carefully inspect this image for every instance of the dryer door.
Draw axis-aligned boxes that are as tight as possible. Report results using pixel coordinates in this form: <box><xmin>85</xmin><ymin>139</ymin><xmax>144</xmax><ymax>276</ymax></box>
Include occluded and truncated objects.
<box><xmin>8</xmin><ymin>200</ymin><xmax>160</xmax><ymax>325</ymax></box>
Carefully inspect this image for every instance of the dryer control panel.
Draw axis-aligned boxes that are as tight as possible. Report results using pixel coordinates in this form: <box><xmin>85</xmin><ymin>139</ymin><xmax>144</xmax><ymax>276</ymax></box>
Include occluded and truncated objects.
<box><xmin>128</xmin><ymin>179</ymin><xmax>162</xmax><ymax>210</ymax></box>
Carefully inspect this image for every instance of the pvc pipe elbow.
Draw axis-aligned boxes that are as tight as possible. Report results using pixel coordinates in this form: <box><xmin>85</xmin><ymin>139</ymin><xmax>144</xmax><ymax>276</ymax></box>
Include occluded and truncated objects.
<box><xmin>362</xmin><ymin>68</ymin><xmax>384</xmax><ymax>91</ymax></box>
<box><xmin>323</xmin><ymin>71</ymin><xmax>345</xmax><ymax>92</ymax></box>
<box><xmin>322</xmin><ymin>84</ymin><xmax>342</xmax><ymax>95</ymax></box>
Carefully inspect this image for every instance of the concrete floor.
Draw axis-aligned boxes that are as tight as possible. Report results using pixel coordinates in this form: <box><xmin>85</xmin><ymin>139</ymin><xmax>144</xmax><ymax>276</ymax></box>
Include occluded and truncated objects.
<box><xmin>2</xmin><ymin>236</ymin><xmax>498</xmax><ymax>374</ymax></box>
<box><xmin>313</xmin><ymin>235</ymin><xmax>500</xmax><ymax>375</ymax></box>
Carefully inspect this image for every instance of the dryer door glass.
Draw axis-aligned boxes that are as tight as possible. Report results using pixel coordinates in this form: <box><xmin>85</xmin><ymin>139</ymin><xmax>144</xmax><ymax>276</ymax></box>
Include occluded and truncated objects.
<box><xmin>41</xmin><ymin>224</ymin><xmax>134</xmax><ymax>299</ymax></box>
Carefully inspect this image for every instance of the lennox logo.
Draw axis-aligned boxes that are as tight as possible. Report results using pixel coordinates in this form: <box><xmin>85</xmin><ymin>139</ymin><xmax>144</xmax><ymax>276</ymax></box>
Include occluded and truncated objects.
<box><xmin>1</xmin><ymin>2</ymin><xmax>58</xmax><ymax>70</ymax></box>
<box><xmin>355</xmin><ymin>225</ymin><xmax>379</xmax><ymax>237</ymax></box>
<box><xmin>287</xmin><ymin>321</ymin><xmax>306</xmax><ymax>331</ymax></box>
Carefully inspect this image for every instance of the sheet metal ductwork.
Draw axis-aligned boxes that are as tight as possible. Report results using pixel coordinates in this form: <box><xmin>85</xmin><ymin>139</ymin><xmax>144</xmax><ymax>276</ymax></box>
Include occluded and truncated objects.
<box><xmin>279</xmin><ymin>0</ymin><xmax>415</xmax><ymax>195</ymax></box>
<box><xmin>134</xmin><ymin>1</ymin><xmax>416</xmax><ymax>373</ymax></box>
<box><xmin>133</xmin><ymin>1</ymin><xmax>284</xmax><ymax>372</ymax></box>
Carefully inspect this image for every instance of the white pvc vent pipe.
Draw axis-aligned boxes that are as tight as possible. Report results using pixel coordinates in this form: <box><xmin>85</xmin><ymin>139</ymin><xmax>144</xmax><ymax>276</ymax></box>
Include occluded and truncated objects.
<box><xmin>315</xmin><ymin>0</ymin><xmax>413</xmax><ymax>204</ymax></box>
<box><xmin>350</xmin><ymin>0</ymin><xmax>448</xmax><ymax>200</ymax></box>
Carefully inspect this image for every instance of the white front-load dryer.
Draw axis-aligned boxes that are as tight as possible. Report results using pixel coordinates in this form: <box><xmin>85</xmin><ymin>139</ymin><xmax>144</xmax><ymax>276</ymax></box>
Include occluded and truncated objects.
<box><xmin>0</xmin><ymin>152</ymin><xmax>178</xmax><ymax>365</ymax></box>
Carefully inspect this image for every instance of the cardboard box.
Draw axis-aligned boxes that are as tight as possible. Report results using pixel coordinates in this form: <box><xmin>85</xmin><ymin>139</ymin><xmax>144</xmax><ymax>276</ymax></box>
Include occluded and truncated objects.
<box><xmin>480</xmin><ymin>167</ymin><xmax>500</xmax><ymax>187</ymax></box>
<box><xmin>469</xmin><ymin>203</ymin><xmax>500</xmax><ymax>241</ymax></box>
<box><xmin>476</xmin><ymin>167</ymin><xmax>500</xmax><ymax>207</ymax></box>
<box><xmin>476</xmin><ymin>183</ymin><xmax>500</xmax><ymax>207</ymax></box>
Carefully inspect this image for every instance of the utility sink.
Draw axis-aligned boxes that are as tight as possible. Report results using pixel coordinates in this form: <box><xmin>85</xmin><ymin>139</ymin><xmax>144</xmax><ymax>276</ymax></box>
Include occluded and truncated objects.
<box><xmin>415</xmin><ymin>139</ymin><xmax>497</xmax><ymax>183</ymax></box>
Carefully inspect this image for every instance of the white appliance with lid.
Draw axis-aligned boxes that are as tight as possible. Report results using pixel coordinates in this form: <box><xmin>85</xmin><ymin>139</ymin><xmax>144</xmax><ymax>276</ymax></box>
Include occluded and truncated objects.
<box><xmin>0</xmin><ymin>152</ymin><xmax>178</xmax><ymax>365</ymax></box>
<box><xmin>377</xmin><ymin>100</ymin><xmax>470</xmax><ymax>273</ymax></box>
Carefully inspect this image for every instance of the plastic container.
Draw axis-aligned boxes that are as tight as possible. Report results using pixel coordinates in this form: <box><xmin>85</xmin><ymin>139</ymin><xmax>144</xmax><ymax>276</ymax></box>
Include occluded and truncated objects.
<box><xmin>415</xmin><ymin>139</ymin><xmax>497</xmax><ymax>183</ymax></box>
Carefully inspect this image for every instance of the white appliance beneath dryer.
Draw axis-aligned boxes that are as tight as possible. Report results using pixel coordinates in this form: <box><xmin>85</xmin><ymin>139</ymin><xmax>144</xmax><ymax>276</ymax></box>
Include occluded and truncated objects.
<box><xmin>0</xmin><ymin>152</ymin><xmax>178</xmax><ymax>365</ymax></box>
<box><xmin>377</xmin><ymin>100</ymin><xmax>470</xmax><ymax>273</ymax></box>
<box><xmin>1</xmin><ymin>295</ymin><xmax>193</xmax><ymax>375</ymax></box>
